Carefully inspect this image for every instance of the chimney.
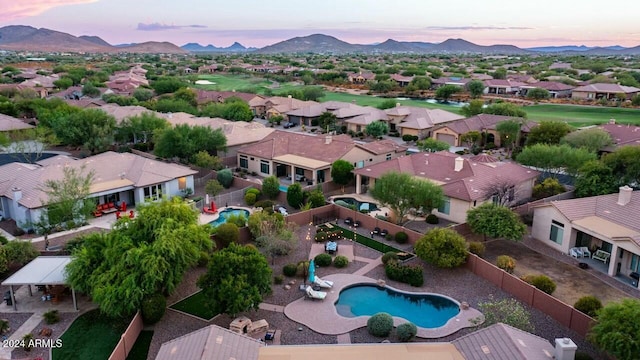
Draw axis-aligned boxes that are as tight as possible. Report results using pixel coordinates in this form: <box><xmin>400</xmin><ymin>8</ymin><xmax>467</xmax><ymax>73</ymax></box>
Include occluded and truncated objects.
<box><xmin>618</xmin><ymin>185</ymin><xmax>633</xmax><ymax>206</ymax></box>
<box><xmin>325</xmin><ymin>135</ymin><xmax>332</xmax><ymax>144</ymax></box>
<box><xmin>11</xmin><ymin>187</ymin><xmax>22</xmax><ymax>202</ymax></box>
<box><xmin>288</xmin><ymin>95</ymin><xmax>292</xmax><ymax>99</ymax></box>
<box><xmin>396</xmin><ymin>103</ymin><xmax>401</xmax><ymax>107</ymax></box>
<box><xmin>609</xmin><ymin>118</ymin><xmax>616</xmax><ymax>124</ymax></box>
<box><xmin>454</xmin><ymin>157</ymin><xmax>464</xmax><ymax>172</ymax></box>
<box><xmin>554</xmin><ymin>338</ymin><xmax>577</xmax><ymax>360</ymax></box>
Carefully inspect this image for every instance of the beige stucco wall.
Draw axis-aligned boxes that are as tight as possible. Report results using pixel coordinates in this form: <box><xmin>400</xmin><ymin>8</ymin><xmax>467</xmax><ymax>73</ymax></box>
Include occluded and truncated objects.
<box><xmin>571</xmin><ymin>91</ymin><xmax>592</xmax><ymax>100</ymax></box>
<box><xmin>432</xmin><ymin>127</ymin><xmax>460</xmax><ymax>146</ymax></box>
<box><xmin>532</xmin><ymin>206</ymin><xmax>572</xmax><ymax>254</ymax></box>
<box><xmin>342</xmin><ymin>147</ymin><xmax>401</xmax><ymax>168</ymax></box>
<box><xmin>434</xmin><ymin>197</ymin><xmax>488</xmax><ymax>224</ymax></box>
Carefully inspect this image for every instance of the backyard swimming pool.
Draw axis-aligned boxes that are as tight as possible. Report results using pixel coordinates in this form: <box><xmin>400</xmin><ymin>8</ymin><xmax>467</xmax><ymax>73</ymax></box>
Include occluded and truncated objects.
<box><xmin>334</xmin><ymin>284</ymin><xmax>460</xmax><ymax>328</ymax></box>
<box><xmin>208</xmin><ymin>208</ymin><xmax>249</xmax><ymax>227</ymax></box>
<box><xmin>332</xmin><ymin>197</ymin><xmax>379</xmax><ymax>212</ymax></box>
<box><xmin>279</xmin><ymin>185</ymin><xmax>288</xmax><ymax>192</ymax></box>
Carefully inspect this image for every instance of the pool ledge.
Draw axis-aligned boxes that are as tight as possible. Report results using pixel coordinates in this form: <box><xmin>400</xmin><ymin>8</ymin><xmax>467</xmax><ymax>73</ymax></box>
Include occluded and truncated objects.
<box><xmin>283</xmin><ymin>273</ymin><xmax>484</xmax><ymax>338</ymax></box>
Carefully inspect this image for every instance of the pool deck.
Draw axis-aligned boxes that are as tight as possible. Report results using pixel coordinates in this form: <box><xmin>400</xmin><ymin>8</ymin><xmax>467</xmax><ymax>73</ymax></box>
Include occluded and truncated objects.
<box><xmin>283</xmin><ymin>273</ymin><xmax>483</xmax><ymax>338</ymax></box>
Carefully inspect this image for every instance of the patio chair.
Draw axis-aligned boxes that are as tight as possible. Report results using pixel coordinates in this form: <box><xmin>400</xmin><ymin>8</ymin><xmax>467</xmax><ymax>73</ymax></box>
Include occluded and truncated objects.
<box><xmin>353</xmin><ymin>220</ymin><xmax>362</xmax><ymax>228</ymax></box>
<box><xmin>313</xmin><ymin>276</ymin><xmax>334</xmax><ymax>288</ymax></box>
<box><xmin>380</xmin><ymin>229</ymin><xmax>389</xmax><ymax>237</ymax></box>
<box><xmin>305</xmin><ymin>286</ymin><xmax>327</xmax><ymax>300</ymax></box>
<box><xmin>373</xmin><ymin>227</ymin><xmax>381</xmax><ymax>235</ymax></box>
<box><xmin>579</xmin><ymin>247</ymin><xmax>591</xmax><ymax>258</ymax></box>
<box><xmin>570</xmin><ymin>247</ymin><xmax>583</xmax><ymax>258</ymax></box>
<box><xmin>344</xmin><ymin>217</ymin><xmax>353</xmax><ymax>225</ymax></box>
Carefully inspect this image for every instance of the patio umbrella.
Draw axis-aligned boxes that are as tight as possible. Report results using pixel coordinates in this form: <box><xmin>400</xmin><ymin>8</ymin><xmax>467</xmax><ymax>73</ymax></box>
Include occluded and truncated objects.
<box><xmin>308</xmin><ymin>259</ymin><xmax>315</xmax><ymax>284</ymax></box>
<box><xmin>210</xmin><ymin>200</ymin><xmax>217</xmax><ymax>213</ymax></box>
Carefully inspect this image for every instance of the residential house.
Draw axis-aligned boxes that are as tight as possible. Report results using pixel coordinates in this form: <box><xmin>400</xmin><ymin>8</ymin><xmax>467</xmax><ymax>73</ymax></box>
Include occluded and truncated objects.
<box><xmin>470</xmin><ymin>73</ymin><xmax>493</xmax><ymax>81</ymax></box>
<box><xmin>518</xmin><ymin>81</ymin><xmax>575</xmax><ymax>98</ymax></box>
<box><xmin>597</xmin><ymin>122</ymin><xmax>640</xmax><ymax>152</ymax></box>
<box><xmin>285</xmin><ymin>101</ymin><xmax>382</xmax><ymax>128</ymax></box>
<box><xmin>506</xmin><ymin>74</ymin><xmax>538</xmax><ymax>84</ymax></box>
<box><xmin>353</xmin><ymin>151</ymin><xmax>539</xmax><ymax>223</ymax></box>
<box><xmin>236</xmin><ymin>131</ymin><xmax>406</xmax><ymax>185</ymax></box>
<box><xmin>0</xmin><ymin>84</ymin><xmax>48</xmax><ymax>99</ymax></box>
<box><xmin>384</xmin><ymin>105</ymin><xmax>465</xmax><ymax>139</ymax></box>
<box><xmin>250</xmin><ymin>96</ymin><xmax>317</xmax><ymax>119</ymax></box>
<box><xmin>0</xmin><ymin>114</ymin><xmax>35</xmax><ymax>133</ymax></box>
<box><xmin>343</xmin><ymin>108</ymin><xmax>390</xmax><ymax>133</ymax></box>
<box><xmin>483</xmin><ymin>79</ymin><xmax>527</xmax><ymax>95</ymax></box>
<box><xmin>197</xmin><ymin>64</ymin><xmax>222</xmax><ymax>73</ymax></box>
<box><xmin>531</xmin><ymin>186</ymin><xmax>640</xmax><ymax>288</ymax></box>
<box><xmin>390</xmin><ymin>74</ymin><xmax>414</xmax><ymax>87</ymax></box>
<box><xmin>347</xmin><ymin>71</ymin><xmax>376</xmax><ymax>84</ymax></box>
<box><xmin>571</xmin><ymin>83</ymin><xmax>640</xmax><ymax>100</ymax></box>
<box><xmin>193</xmin><ymin>89</ymin><xmax>263</xmax><ymax>106</ymax></box>
<box><xmin>431</xmin><ymin>114</ymin><xmax>537</xmax><ymax>147</ymax></box>
<box><xmin>105</xmin><ymin>65</ymin><xmax>149</xmax><ymax>96</ymax></box>
<box><xmin>431</xmin><ymin>77</ymin><xmax>471</xmax><ymax>89</ymax></box>
<box><xmin>0</xmin><ymin>151</ymin><xmax>197</xmax><ymax>230</ymax></box>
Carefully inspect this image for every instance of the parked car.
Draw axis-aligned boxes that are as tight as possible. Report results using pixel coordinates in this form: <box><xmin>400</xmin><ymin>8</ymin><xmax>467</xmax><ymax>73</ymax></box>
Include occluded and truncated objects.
<box><xmin>283</xmin><ymin>122</ymin><xmax>297</xmax><ymax>129</ymax></box>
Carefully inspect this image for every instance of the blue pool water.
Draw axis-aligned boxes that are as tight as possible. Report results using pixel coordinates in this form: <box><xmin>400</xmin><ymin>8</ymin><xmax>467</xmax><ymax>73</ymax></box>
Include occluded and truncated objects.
<box><xmin>335</xmin><ymin>284</ymin><xmax>460</xmax><ymax>328</ymax></box>
<box><xmin>333</xmin><ymin>197</ymin><xmax>379</xmax><ymax>212</ymax></box>
<box><xmin>208</xmin><ymin>208</ymin><xmax>249</xmax><ymax>227</ymax></box>
<box><xmin>279</xmin><ymin>185</ymin><xmax>288</xmax><ymax>192</ymax></box>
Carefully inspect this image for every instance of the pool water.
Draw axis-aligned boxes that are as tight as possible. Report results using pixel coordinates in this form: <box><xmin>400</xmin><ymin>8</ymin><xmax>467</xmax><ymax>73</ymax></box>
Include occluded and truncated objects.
<box><xmin>279</xmin><ymin>185</ymin><xmax>288</xmax><ymax>192</ymax></box>
<box><xmin>333</xmin><ymin>197</ymin><xmax>379</xmax><ymax>212</ymax></box>
<box><xmin>335</xmin><ymin>284</ymin><xmax>460</xmax><ymax>328</ymax></box>
<box><xmin>208</xmin><ymin>208</ymin><xmax>249</xmax><ymax>227</ymax></box>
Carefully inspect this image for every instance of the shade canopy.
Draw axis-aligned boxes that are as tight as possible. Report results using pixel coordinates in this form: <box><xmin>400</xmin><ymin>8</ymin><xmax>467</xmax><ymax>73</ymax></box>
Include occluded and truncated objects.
<box><xmin>2</xmin><ymin>256</ymin><xmax>72</xmax><ymax>286</ymax></box>
<box><xmin>308</xmin><ymin>259</ymin><xmax>315</xmax><ymax>283</ymax></box>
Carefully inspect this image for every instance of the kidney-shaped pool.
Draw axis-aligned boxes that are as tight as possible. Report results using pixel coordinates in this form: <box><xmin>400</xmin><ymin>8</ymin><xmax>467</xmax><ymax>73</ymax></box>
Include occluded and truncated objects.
<box><xmin>334</xmin><ymin>284</ymin><xmax>460</xmax><ymax>328</ymax></box>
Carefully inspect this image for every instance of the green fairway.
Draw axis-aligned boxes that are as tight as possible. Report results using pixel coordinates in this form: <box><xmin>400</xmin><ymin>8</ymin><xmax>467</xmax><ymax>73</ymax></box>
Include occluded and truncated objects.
<box><xmin>52</xmin><ymin>309</ymin><xmax>129</xmax><ymax>360</ymax></box>
<box><xmin>523</xmin><ymin>104</ymin><xmax>640</xmax><ymax>127</ymax></box>
<box><xmin>194</xmin><ymin>74</ymin><xmax>305</xmax><ymax>95</ymax></box>
<box><xmin>320</xmin><ymin>92</ymin><xmax>465</xmax><ymax>112</ymax></box>
<box><xmin>170</xmin><ymin>291</ymin><xmax>218</xmax><ymax>320</ymax></box>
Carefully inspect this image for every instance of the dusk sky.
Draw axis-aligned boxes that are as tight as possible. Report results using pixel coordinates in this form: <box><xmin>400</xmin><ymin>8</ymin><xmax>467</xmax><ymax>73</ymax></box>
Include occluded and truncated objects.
<box><xmin>2</xmin><ymin>0</ymin><xmax>640</xmax><ymax>48</ymax></box>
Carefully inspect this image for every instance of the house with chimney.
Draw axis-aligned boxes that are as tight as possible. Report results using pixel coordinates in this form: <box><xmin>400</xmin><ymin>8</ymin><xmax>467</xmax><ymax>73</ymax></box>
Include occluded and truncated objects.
<box><xmin>596</xmin><ymin>122</ymin><xmax>640</xmax><ymax>152</ymax></box>
<box><xmin>353</xmin><ymin>151</ymin><xmax>539</xmax><ymax>223</ymax></box>
<box><xmin>531</xmin><ymin>186</ymin><xmax>640</xmax><ymax>288</ymax></box>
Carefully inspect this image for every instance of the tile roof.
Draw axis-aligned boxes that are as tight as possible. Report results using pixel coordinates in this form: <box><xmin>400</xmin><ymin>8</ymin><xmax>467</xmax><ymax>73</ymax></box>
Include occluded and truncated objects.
<box><xmin>597</xmin><ymin>123</ymin><xmax>640</xmax><ymax>148</ymax></box>
<box><xmin>572</xmin><ymin>83</ymin><xmax>640</xmax><ymax>93</ymax></box>
<box><xmin>432</xmin><ymin>77</ymin><xmax>472</xmax><ymax>85</ymax></box>
<box><xmin>356</xmin><ymin>139</ymin><xmax>407</xmax><ymax>155</ymax></box>
<box><xmin>385</xmin><ymin>106</ymin><xmax>464</xmax><ymax>130</ymax></box>
<box><xmin>155</xmin><ymin>324</ymin><xmax>263</xmax><ymax>360</ymax></box>
<box><xmin>193</xmin><ymin>89</ymin><xmax>261</xmax><ymax>104</ymax></box>
<box><xmin>0</xmin><ymin>151</ymin><xmax>197</xmax><ymax>209</ymax></box>
<box><xmin>0</xmin><ymin>114</ymin><xmax>35</xmax><ymax>132</ymax></box>
<box><xmin>353</xmin><ymin>151</ymin><xmax>539</xmax><ymax>201</ymax></box>
<box><xmin>453</xmin><ymin>323</ymin><xmax>554</xmax><ymax>360</ymax></box>
<box><xmin>483</xmin><ymin>79</ymin><xmax>527</xmax><ymax>88</ymax></box>
<box><xmin>437</xmin><ymin>114</ymin><xmax>537</xmax><ymax>135</ymax></box>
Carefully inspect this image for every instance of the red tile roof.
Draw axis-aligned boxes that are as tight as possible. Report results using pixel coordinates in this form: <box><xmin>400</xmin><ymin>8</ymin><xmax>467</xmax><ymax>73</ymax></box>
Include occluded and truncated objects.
<box><xmin>572</xmin><ymin>83</ymin><xmax>640</xmax><ymax>94</ymax></box>
<box><xmin>597</xmin><ymin>123</ymin><xmax>640</xmax><ymax>147</ymax></box>
<box><xmin>437</xmin><ymin>114</ymin><xmax>537</xmax><ymax>135</ymax></box>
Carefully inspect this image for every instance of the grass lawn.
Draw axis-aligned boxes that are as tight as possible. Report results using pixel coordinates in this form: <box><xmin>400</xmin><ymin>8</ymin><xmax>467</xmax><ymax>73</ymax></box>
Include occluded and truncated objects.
<box><xmin>524</xmin><ymin>104</ymin><xmax>640</xmax><ymax>127</ymax></box>
<box><xmin>169</xmin><ymin>291</ymin><xmax>218</xmax><ymax>320</ymax></box>
<box><xmin>326</xmin><ymin>224</ymin><xmax>414</xmax><ymax>261</ymax></box>
<box><xmin>193</xmin><ymin>74</ymin><xmax>305</xmax><ymax>95</ymax></box>
<box><xmin>126</xmin><ymin>330</ymin><xmax>154</xmax><ymax>360</ymax></box>
<box><xmin>52</xmin><ymin>309</ymin><xmax>130</xmax><ymax>360</ymax></box>
<box><xmin>320</xmin><ymin>92</ymin><xmax>463</xmax><ymax>112</ymax></box>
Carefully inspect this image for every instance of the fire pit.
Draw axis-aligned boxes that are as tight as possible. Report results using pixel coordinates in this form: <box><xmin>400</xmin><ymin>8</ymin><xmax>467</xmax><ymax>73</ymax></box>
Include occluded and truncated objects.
<box><xmin>578</xmin><ymin>262</ymin><xmax>589</xmax><ymax>269</ymax></box>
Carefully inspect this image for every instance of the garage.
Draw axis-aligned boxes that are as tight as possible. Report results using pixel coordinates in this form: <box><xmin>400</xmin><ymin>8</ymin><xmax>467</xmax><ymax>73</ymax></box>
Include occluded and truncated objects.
<box><xmin>437</xmin><ymin>133</ymin><xmax>457</xmax><ymax>146</ymax></box>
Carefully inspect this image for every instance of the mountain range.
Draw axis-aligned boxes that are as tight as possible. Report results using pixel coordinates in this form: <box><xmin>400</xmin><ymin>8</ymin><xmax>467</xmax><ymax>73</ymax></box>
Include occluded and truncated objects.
<box><xmin>1</xmin><ymin>25</ymin><xmax>640</xmax><ymax>55</ymax></box>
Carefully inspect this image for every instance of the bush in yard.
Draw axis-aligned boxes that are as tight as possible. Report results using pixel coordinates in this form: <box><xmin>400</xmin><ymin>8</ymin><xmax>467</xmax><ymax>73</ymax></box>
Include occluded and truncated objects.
<box><xmin>394</xmin><ymin>231</ymin><xmax>409</xmax><ymax>244</ymax></box>
<box><xmin>496</xmin><ymin>255</ymin><xmax>516</xmax><ymax>274</ymax></box>
<box><xmin>216</xmin><ymin>168</ymin><xmax>233</xmax><ymax>188</ymax></box>
<box><xmin>425</xmin><ymin>214</ymin><xmax>439</xmax><ymax>224</ymax></box>
<box><xmin>296</xmin><ymin>260</ymin><xmax>310</xmax><ymax>278</ymax></box>
<box><xmin>385</xmin><ymin>261</ymin><xmax>424</xmax><ymax>287</ymax></box>
<box><xmin>254</xmin><ymin>199</ymin><xmax>274</xmax><ymax>211</ymax></box>
<box><xmin>367</xmin><ymin>312</ymin><xmax>394</xmax><ymax>337</ymax></box>
<box><xmin>468</xmin><ymin>241</ymin><xmax>485</xmax><ymax>257</ymax></box>
<box><xmin>286</xmin><ymin>183</ymin><xmax>304</xmax><ymax>209</ymax></box>
<box><xmin>245</xmin><ymin>187</ymin><xmax>261</xmax><ymax>198</ymax></box>
<box><xmin>0</xmin><ymin>235</ymin><xmax>7</xmax><ymax>245</ymax></box>
<box><xmin>334</xmin><ymin>255</ymin><xmax>349</xmax><ymax>268</ymax></box>
<box><xmin>244</xmin><ymin>192</ymin><xmax>257</xmax><ymax>206</ymax></box>
<box><xmin>261</xmin><ymin>176</ymin><xmax>280</xmax><ymax>199</ymax></box>
<box><xmin>574</xmin><ymin>296</ymin><xmax>602</xmax><ymax>318</ymax></box>
<box><xmin>274</xmin><ymin>275</ymin><xmax>284</xmax><ymax>284</ymax></box>
<box><xmin>215</xmin><ymin>223</ymin><xmax>239</xmax><ymax>247</ymax></box>
<box><xmin>43</xmin><ymin>310</ymin><xmax>60</xmax><ymax>324</ymax></box>
<box><xmin>141</xmin><ymin>293</ymin><xmax>166</xmax><ymax>324</ymax></box>
<box><xmin>381</xmin><ymin>251</ymin><xmax>399</xmax><ymax>265</ymax></box>
<box><xmin>283</xmin><ymin>263</ymin><xmax>298</xmax><ymax>277</ymax></box>
<box><xmin>22</xmin><ymin>333</ymin><xmax>34</xmax><ymax>352</ymax></box>
<box><xmin>524</xmin><ymin>274</ymin><xmax>556</xmax><ymax>295</ymax></box>
<box><xmin>314</xmin><ymin>253</ymin><xmax>333</xmax><ymax>267</ymax></box>
<box><xmin>477</xmin><ymin>297</ymin><xmax>534</xmax><ymax>332</ymax></box>
<box><xmin>414</xmin><ymin>228</ymin><xmax>468</xmax><ymax>268</ymax></box>
<box><xmin>396</xmin><ymin>322</ymin><xmax>418</xmax><ymax>342</ymax></box>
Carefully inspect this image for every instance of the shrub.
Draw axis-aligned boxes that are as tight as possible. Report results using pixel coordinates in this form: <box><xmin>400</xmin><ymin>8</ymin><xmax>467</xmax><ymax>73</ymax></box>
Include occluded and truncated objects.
<box><xmin>296</xmin><ymin>260</ymin><xmax>310</xmax><ymax>278</ymax></box>
<box><xmin>425</xmin><ymin>214</ymin><xmax>439</xmax><ymax>224</ymax></box>
<box><xmin>574</xmin><ymin>296</ymin><xmax>602</xmax><ymax>317</ymax></box>
<box><xmin>381</xmin><ymin>251</ymin><xmax>399</xmax><ymax>265</ymax></box>
<box><xmin>0</xmin><ymin>235</ymin><xmax>7</xmax><ymax>245</ymax></box>
<box><xmin>414</xmin><ymin>228</ymin><xmax>468</xmax><ymax>268</ymax></box>
<box><xmin>334</xmin><ymin>255</ymin><xmax>349</xmax><ymax>268</ymax></box>
<box><xmin>43</xmin><ymin>310</ymin><xmax>60</xmax><ymax>324</ymax></box>
<box><xmin>367</xmin><ymin>312</ymin><xmax>394</xmax><ymax>337</ymax></box>
<box><xmin>254</xmin><ymin>199</ymin><xmax>275</xmax><ymax>210</ymax></box>
<box><xmin>477</xmin><ymin>297</ymin><xmax>534</xmax><ymax>332</ymax></box>
<box><xmin>525</xmin><ymin>274</ymin><xmax>556</xmax><ymax>295</ymax></box>
<box><xmin>198</xmin><ymin>252</ymin><xmax>210</xmax><ymax>267</ymax></box>
<box><xmin>394</xmin><ymin>231</ymin><xmax>409</xmax><ymax>244</ymax></box>
<box><xmin>385</xmin><ymin>261</ymin><xmax>424</xmax><ymax>287</ymax></box>
<box><xmin>385</xmin><ymin>233</ymin><xmax>393</xmax><ymax>241</ymax></box>
<box><xmin>262</xmin><ymin>176</ymin><xmax>280</xmax><ymax>199</ymax></box>
<box><xmin>215</xmin><ymin>223</ymin><xmax>239</xmax><ymax>247</ymax></box>
<box><xmin>286</xmin><ymin>183</ymin><xmax>304</xmax><ymax>209</ymax></box>
<box><xmin>532</xmin><ymin>177</ymin><xmax>566</xmax><ymax>200</ymax></box>
<box><xmin>496</xmin><ymin>255</ymin><xmax>516</xmax><ymax>273</ymax></box>
<box><xmin>274</xmin><ymin>275</ymin><xmax>284</xmax><ymax>284</ymax></box>
<box><xmin>314</xmin><ymin>228</ymin><xmax>342</xmax><ymax>242</ymax></box>
<box><xmin>468</xmin><ymin>241</ymin><xmax>485</xmax><ymax>257</ymax></box>
<box><xmin>141</xmin><ymin>293</ymin><xmax>167</xmax><ymax>324</ymax></box>
<box><xmin>22</xmin><ymin>333</ymin><xmax>34</xmax><ymax>352</ymax></box>
<box><xmin>216</xmin><ymin>168</ymin><xmax>233</xmax><ymax>188</ymax></box>
<box><xmin>0</xmin><ymin>319</ymin><xmax>8</xmax><ymax>334</ymax></box>
<box><xmin>484</xmin><ymin>142</ymin><xmax>496</xmax><ymax>150</ymax></box>
<box><xmin>402</xmin><ymin>134</ymin><xmax>414</xmax><ymax>142</ymax></box>
<box><xmin>244</xmin><ymin>192</ymin><xmax>257</xmax><ymax>206</ymax></box>
<box><xmin>245</xmin><ymin>187</ymin><xmax>261</xmax><ymax>196</ymax></box>
<box><xmin>314</xmin><ymin>253</ymin><xmax>333</xmax><ymax>267</ymax></box>
<box><xmin>5</xmin><ymin>240</ymin><xmax>38</xmax><ymax>266</ymax></box>
<box><xmin>283</xmin><ymin>263</ymin><xmax>298</xmax><ymax>277</ymax></box>
<box><xmin>396</xmin><ymin>322</ymin><xmax>417</xmax><ymax>342</ymax></box>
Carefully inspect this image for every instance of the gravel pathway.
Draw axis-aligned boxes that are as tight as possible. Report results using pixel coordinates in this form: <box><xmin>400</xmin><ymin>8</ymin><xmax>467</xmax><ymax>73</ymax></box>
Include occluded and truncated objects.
<box><xmin>11</xmin><ymin>312</ymin><xmax>77</xmax><ymax>360</ymax></box>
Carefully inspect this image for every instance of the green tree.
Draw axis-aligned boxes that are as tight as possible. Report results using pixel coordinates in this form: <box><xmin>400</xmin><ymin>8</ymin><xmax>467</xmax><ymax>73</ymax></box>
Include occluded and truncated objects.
<box><xmin>461</xmin><ymin>99</ymin><xmax>485</xmax><ymax>117</ymax></box>
<box><xmin>409</xmin><ymin>76</ymin><xmax>431</xmax><ymax>90</ymax></box>
<box><xmin>574</xmin><ymin>161</ymin><xmax>618</xmax><ymax>198</ymax></box>
<box><xmin>526</xmin><ymin>88</ymin><xmax>550</xmax><ymax>100</ymax></box>
<box><xmin>496</xmin><ymin>120</ymin><xmax>521</xmax><ymax>153</ymax></box>
<box><xmin>301</xmin><ymin>87</ymin><xmax>325</xmax><ymax>101</ymax></box>
<box><xmin>82</xmin><ymin>82</ymin><xmax>101</xmax><ymax>98</ymax></box>
<box><xmin>286</xmin><ymin>183</ymin><xmax>304</xmax><ymax>209</ymax></box>
<box><xmin>247</xmin><ymin>210</ymin><xmax>286</xmax><ymax>239</ymax></box>
<box><xmin>151</xmin><ymin>77</ymin><xmax>187</xmax><ymax>95</ymax></box>
<box><xmin>589</xmin><ymin>298</ymin><xmax>640</xmax><ymax>359</ymax></box>
<box><xmin>306</xmin><ymin>188</ymin><xmax>326</xmax><ymax>208</ymax></box>
<box><xmin>192</xmin><ymin>151</ymin><xmax>222</xmax><ymax>169</ymax></box>
<box><xmin>417</xmin><ymin>138</ymin><xmax>450</xmax><ymax>152</ymax></box>
<box><xmin>370</xmin><ymin>80</ymin><xmax>395</xmax><ymax>93</ymax></box>
<box><xmin>154</xmin><ymin>124</ymin><xmax>227</xmax><ymax>161</ymax></box>
<box><xmin>477</xmin><ymin>297</ymin><xmax>534</xmax><ymax>332</ymax></box>
<box><xmin>466</xmin><ymin>203</ymin><xmax>527</xmax><ymax>241</ymax></box>
<box><xmin>132</xmin><ymin>88</ymin><xmax>154</xmax><ymax>102</ymax></box>
<box><xmin>222</xmin><ymin>101</ymin><xmax>253</xmax><ymax>121</ymax></box>
<box><xmin>525</xmin><ymin>121</ymin><xmax>573</xmax><ymax>146</ymax></box>
<box><xmin>215</xmin><ymin>223</ymin><xmax>239</xmax><ymax>247</ymax></box>
<box><xmin>467</xmin><ymin>80</ymin><xmax>485</xmax><ymax>98</ymax></box>
<box><xmin>601</xmin><ymin>145</ymin><xmax>640</xmax><ymax>188</ymax></box>
<box><xmin>216</xmin><ymin>169</ymin><xmax>233</xmax><ymax>188</ymax></box>
<box><xmin>435</xmin><ymin>85</ymin><xmax>461</xmax><ymax>101</ymax></box>
<box><xmin>197</xmin><ymin>243</ymin><xmax>272</xmax><ymax>317</ymax></box>
<box><xmin>365</xmin><ymin>121</ymin><xmax>389</xmax><ymax>138</ymax></box>
<box><xmin>173</xmin><ymin>88</ymin><xmax>197</xmax><ymax>107</ymax></box>
<box><xmin>561</xmin><ymin>128</ymin><xmax>613</xmax><ymax>153</ymax></box>
<box><xmin>318</xmin><ymin>111</ymin><xmax>337</xmax><ymax>132</ymax></box>
<box><xmin>205</xmin><ymin>179</ymin><xmax>224</xmax><ymax>196</ymax></box>
<box><xmin>532</xmin><ymin>177</ymin><xmax>566</xmax><ymax>200</ymax></box>
<box><xmin>154</xmin><ymin>98</ymin><xmax>197</xmax><ymax>115</ymax></box>
<box><xmin>50</xmin><ymin>108</ymin><xmax>117</xmax><ymax>154</ymax></box>
<box><xmin>370</xmin><ymin>172</ymin><xmax>443</xmax><ymax>224</ymax></box>
<box><xmin>331</xmin><ymin>160</ymin><xmax>354</xmax><ymax>187</ymax></box>
<box><xmin>377</xmin><ymin>99</ymin><xmax>398</xmax><ymax>110</ymax></box>
<box><xmin>492</xmin><ymin>68</ymin><xmax>507</xmax><ymax>79</ymax></box>
<box><xmin>116</xmin><ymin>113</ymin><xmax>169</xmax><ymax>145</ymax></box>
<box><xmin>516</xmin><ymin>144</ymin><xmax>597</xmax><ymax>177</ymax></box>
<box><xmin>483</xmin><ymin>103</ymin><xmax>527</xmax><ymax>118</ymax></box>
<box><xmin>460</xmin><ymin>131</ymin><xmax>482</xmax><ymax>148</ymax></box>
<box><xmin>53</xmin><ymin>77</ymin><xmax>73</xmax><ymax>89</ymax></box>
<box><xmin>4</xmin><ymin>241</ymin><xmax>39</xmax><ymax>267</ymax></box>
<box><xmin>262</xmin><ymin>176</ymin><xmax>281</xmax><ymax>199</ymax></box>
<box><xmin>414</xmin><ymin>228</ymin><xmax>468</xmax><ymax>268</ymax></box>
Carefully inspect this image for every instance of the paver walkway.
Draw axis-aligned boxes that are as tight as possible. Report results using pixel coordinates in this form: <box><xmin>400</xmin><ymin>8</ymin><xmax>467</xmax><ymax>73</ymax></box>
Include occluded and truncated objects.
<box><xmin>352</xmin><ymin>256</ymin><xmax>382</xmax><ymax>276</ymax></box>
<box><xmin>0</xmin><ymin>312</ymin><xmax>43</xmax><ymax>360</ymax></box>
<box><xmin>337</xmin><ymin>333</ymin><xmax>351</xmax><ymax>344</ymax></box>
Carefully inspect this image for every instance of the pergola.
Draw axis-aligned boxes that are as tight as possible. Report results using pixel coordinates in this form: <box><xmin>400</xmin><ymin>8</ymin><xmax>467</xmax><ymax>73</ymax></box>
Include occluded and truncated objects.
<box><xmin>1</xmin><ymin>256</ymin><xmax>78</xmax><ymax>311</ymax></box>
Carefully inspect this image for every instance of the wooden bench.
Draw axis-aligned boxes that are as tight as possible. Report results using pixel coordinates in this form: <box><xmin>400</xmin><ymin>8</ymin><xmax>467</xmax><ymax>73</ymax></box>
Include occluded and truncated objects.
<box><xmin>592</xmin><ymin>250</ymin><xmax>610</xmax><ymax>263</ymax></box>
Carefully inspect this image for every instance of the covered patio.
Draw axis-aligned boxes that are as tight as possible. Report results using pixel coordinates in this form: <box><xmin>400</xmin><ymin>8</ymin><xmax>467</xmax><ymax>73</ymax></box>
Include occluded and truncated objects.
<box><xmin>1</xmin><ymin>256</ymin><xmax>79</xmax><ymax>312</ymax></box>
<box><xmin>273</xmin><ymin>154</ymin><xmax>330</xmax><ymax>186</ymax></box>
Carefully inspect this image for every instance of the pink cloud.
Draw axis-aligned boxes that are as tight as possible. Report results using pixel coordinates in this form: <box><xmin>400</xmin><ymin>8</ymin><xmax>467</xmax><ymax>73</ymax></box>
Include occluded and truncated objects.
<box><xmin>0</xmin><ymin>0</ymin><xmax>99</xmax><ymax>22</ymax></box>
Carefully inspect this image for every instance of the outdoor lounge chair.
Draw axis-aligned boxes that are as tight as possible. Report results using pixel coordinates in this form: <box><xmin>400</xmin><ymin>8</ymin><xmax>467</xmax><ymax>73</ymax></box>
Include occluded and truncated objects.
<box><xmin>313</xmin><ymin>276</ymin><xmax>334</xmax><ymax>288</ymax></box>
<box><xmin>579</xmin><ymin>247</ymin><xmax>591</xmax><ymax>258</ymax></box>
<box><xmin>305</xmin><ymin>286</ymin><xmax>327</xmax><ymax>300</ymax></box>
<box><xmin>570</xmin><ymin>247</ymin><xmax>583</xmax><ymax>258</ymax></box>
<box><xmin>380</xmin><ymin>229</ymin><xmax>388</xmax><ymax>237</ymax></box>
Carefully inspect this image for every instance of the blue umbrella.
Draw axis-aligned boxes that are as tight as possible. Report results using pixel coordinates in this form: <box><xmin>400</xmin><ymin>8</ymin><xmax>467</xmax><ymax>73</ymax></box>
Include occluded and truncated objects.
<box><xmin>308</xmin><ymin>259</ymin><xmax>316</xmax><ymax>284</ymax></box>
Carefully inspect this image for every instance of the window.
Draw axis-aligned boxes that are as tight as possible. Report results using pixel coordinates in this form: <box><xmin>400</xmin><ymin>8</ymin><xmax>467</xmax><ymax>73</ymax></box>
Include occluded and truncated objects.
<box><xmin>386</xmin><ymin>153</ymin><xmax>392</xmax><ymax>160</ymax></box>
<box><xmin>239</xmin><ymin>155</ymin><xmax>248</xmax><ymax>169</ymax></box>
<box><xmin>106</xmin><ymin>193</ymin><xmax>120</xmax><ymax>204</ymax></box>
<box><xmin>143</xmin><ymin>184</ymin><xmax>163</xmax><ymax>201</ymax></box>
<box><xmin>178</xmin><ymin>177</ymin><xmax>187</xmax><ymax>190</ymax></box>
<box><xmin>631</xmin><ymin>254</ymin><xmax>640</xmax><ymax>273</ymax></box>
<box><xmin>438</xmin><ymin>197</ymin><xmax>450</xmax><ymax>215</ymax></box>
<box><xmin>295</xmin><ymin>168</ymin><xmax>305</xmax><ymax>176</ymax></box>
<box><xmin>549</xmin><ymin>220</ymin><xmax>564</xmax><ymax>244</ymax></box>
<box><xmin>356</xmin><ymin>161</ymin><xmax>364</xmax><ymax>168</ymax></box>
<box><xmin>260</xmin><ymin>160</ymin><xmax>270</xmax><ymax>174</ymax></box>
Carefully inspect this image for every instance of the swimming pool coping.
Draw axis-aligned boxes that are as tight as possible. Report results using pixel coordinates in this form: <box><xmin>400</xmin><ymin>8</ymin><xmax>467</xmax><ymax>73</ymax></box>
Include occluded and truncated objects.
<box><xmin>283</xmin><ymin>273</ymin><xmax>484</xmax><ymax>338</ymax></box>
<box><xmin>199</xmin><ymin>206</ymin><xmax>253</xmax><ymax>225</ymax></box>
